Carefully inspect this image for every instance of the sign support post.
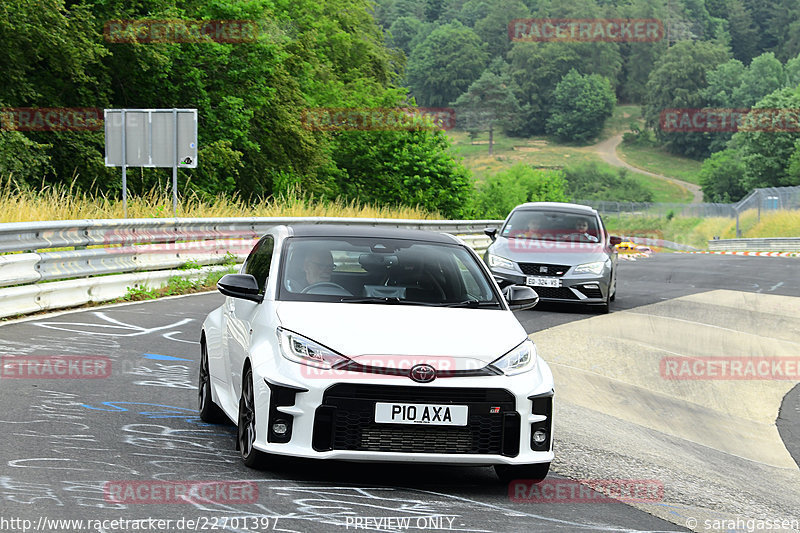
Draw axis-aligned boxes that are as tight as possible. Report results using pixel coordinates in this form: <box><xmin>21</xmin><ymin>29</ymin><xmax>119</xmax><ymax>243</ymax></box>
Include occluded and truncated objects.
<box><xmin>121</xmin><ymin>109</ymin><xmax>127</xmax><ymax>218</ymax></box>
<box><xmin>172</xmin><ymin>108</ymin><xmax>178</xmax><ymax>217</ymax></box>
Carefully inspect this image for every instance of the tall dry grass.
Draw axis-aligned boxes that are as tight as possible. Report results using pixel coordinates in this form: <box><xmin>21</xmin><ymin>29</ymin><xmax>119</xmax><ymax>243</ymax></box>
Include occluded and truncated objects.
<box><xmin>605</xmin><ymin>208</ymin><xmax>800</xmax><ymax>248</ymax></box>
<box><xmin>0</xmin><ymin>178</ymin><xmax>439</xmax><ymax>222</ymax></box>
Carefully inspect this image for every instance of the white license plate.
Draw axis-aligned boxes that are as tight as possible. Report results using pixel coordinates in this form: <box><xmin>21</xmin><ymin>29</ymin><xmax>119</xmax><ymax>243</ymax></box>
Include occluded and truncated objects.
<box><xmin>374</xmin><ymin>403</ymin><xmax>468</xmax><ymax>426</ymax></box>
<box><xmin>526</xmin><ymin>276</ymin><xmax>561</xmax><ymax>288</ymax></box>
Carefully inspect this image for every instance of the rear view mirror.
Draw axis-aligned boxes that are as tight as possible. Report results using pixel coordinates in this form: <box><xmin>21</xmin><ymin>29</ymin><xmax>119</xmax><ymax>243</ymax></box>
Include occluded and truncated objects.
<box><xmin>484</xmin><ymin>228</ymin><xmax>498</xmax><ymax>241</ymax></box>
<box><xmin>502</xmin><ymin>285</ymin><xmax>539</xmax><ymax>311</ymax></box>
<box><xmin>217</xmin><ymin>274</ymin><xmax>262</xmax><ymax>303</ymax></box>
<box><xmin>609</xmin><ymin>236</ymin><xmax>622</xmax><ymax>246</ymax></box>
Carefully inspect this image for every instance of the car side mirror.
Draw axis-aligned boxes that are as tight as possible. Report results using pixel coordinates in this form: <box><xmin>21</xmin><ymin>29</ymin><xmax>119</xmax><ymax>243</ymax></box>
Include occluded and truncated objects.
<box><xmin>502</xmin><ymin>285</ymin><xmax>539</xmax><ymax>311</ymax></box>
<box><xmin>218</xmin><ymin>274</ymin><xmax>262</xmax><ymax>303</ymax></box>
<box><xmin>609</xmin><ymin>236</ymin><xmax>622</xmax><ymax>246</ymax></box>
<box><xmin>484</xmin><ymin>228</ymin><xmax>498</xmax><ymax>241</ymax></box>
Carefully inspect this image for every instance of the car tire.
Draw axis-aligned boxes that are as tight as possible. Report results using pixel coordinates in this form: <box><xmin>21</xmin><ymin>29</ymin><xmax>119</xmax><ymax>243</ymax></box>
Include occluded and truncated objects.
<box><xmin>494</xmin><ymin>462</ymin><xmax>550</xmax><ymax>484</ymax></box>
<box><xmin>198</xmin><ymin>339</ymin><xmax>228</xmax><ymax>424</ymax></box>
<box><xmin>597</xmin><ymin>299</ymin><xmax>610</xmax><ymax>314</ymax></box>
<box><xmin>238</xmin><ymin>366</ymin><xmax>269</xmax><ymax>468</ymax></box>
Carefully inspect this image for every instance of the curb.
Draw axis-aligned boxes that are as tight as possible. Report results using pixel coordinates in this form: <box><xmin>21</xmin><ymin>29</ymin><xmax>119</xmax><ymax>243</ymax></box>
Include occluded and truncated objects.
<box><xmin>681</xmin><ymin>251</ymin><xmax>800</xmax><ymax>257</ymax></box>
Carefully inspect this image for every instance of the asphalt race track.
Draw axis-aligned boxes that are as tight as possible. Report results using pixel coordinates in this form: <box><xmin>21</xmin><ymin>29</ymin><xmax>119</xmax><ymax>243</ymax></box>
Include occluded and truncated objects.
<box><xmin>0</xmin><ymin>253</ymin><xmax>798</xmax><ymax>533</ymax></box>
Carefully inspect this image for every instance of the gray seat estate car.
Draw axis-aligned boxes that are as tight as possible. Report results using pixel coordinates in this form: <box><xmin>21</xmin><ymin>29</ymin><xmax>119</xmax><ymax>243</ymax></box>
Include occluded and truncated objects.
<box><xmin>484</xmin><ymin>202</ymin><xmax>621</xmax><ymax>313</ymax></box>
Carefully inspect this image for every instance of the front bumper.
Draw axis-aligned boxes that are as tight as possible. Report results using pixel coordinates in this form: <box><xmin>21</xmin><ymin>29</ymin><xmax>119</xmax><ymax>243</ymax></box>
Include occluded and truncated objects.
<box><xmin>248</xmin><ymin>360</ymin><xmax>555</xmax><ymax>466</ymax></box>
<box><xmin>489</xmin><ymin>269</ymin><xmax>610</xmax><ymax>305</ymax></box>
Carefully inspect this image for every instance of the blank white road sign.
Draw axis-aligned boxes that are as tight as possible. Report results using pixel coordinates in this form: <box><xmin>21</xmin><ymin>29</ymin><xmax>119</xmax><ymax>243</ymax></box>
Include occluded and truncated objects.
<box><xmin>104</xmin><ymin>109</ymin><xmax>197</xmax><ymax>168</ymax></box>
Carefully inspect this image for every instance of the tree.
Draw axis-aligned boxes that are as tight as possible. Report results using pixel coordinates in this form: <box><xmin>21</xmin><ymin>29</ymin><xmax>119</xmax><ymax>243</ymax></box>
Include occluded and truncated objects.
<box><xmin>703</xmin><ymin>59</ymin><xmax>747</xmax><ymax>107</ymax></box>
<box><xmin>644</xmin><ymin>40</ymin><xmax>730</xmax><ymax>158</ymax></box>
<box><xmin>3</xmin><ymin>0</ymin><xmax>480</xmax><ymax>215</ymax></box>
<box><xmin>786</xmin><ymin>52</ymin><xmax>800</xmax><ymax>87</ymax></box>
<box><xmin>546</xmin><ymin>70</ymin><xmax>616</xmax><ymax>143</ymax></box>
<box><xmin>563</xmin><ymin>162</ymin><xmax>654</xmax><ymax>202</ymax></box>
<box><xmin>617</xmin><ymin>0</ymin><xmax>668</xmax><ymax>103</ymax></box>
<box><xmin>473</xmin><ymin>165</ymin><xmax>568</xmax><ymax>219</ymax></box>
<box><xmin>330</xmin><ymin>128</ymin><xmax>474</xmax><ymax>218</ymax></box>
<box><xmin>732</xmin><ymin>52</ymin><xmax>786</xmax><ymax>107</ymax></box>
<box><xmin>406</xmin><ymin>22</ymin><xmax>488</xmax><ymax>107</ymax></box>
<box><xmin>472</xmin><ymin>0</ymin><xmax>529</xmax><ymax>61</ymax></box>
<box><xmin>698</xmin><ymin>149</ymin><xmax>747</xmax><ymax>201</ymax></box>
<box><xmin>425</xmin><ymin>0</ymin><xmax>446</xmax><ymax>22</ymax></box>
<box><xmin>506</xmin><ymin>41</ymin><xmax>621</xmax><ymax>136</ymax></box>
<box><xmin>456</xmin><ymin>0</ymin><xmax>490</xmax><ymax>27</ymax></box>
<box><xmin>727</xmin><ymin>0</ymin><xmax>760</xmax><ymax>64</ymax></box>
<box><xmin>733</xmin><ymin>87</ymin><xmax>800</xmax><ymax>189</ymax></box>
<box><xmin>451</xmin><ymin>70</ymin><xmax>521</xmax><ymax>155</ymax></box>
<box><xmin>388</xmin><ymin>16</ymin><xmax>425</xmax><ymax>56</ymax></box>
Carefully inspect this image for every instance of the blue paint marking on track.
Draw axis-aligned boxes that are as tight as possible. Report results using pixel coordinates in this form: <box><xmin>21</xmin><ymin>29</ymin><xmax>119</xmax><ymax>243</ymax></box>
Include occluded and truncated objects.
<box><xmin>78</xmin><ymin>401</ymin><xmax>233</xmax><ymax>432</ymax></box>
<box><xmin>143</xmin><ymin>353</ymin><xmax>192</xmax><ymax>362</ymax></box>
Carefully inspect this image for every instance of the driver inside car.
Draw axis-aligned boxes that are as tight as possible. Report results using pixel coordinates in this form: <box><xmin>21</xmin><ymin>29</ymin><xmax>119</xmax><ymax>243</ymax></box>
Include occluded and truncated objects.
<box><xmin>286</xmin><ymin>248</ymin><xmax>335</xmax><ymax>292</ymax></box>
<box><xmin>573</xmin><ymin>219</ymin><xmax>599</xmax><ymax>242</ymax></box>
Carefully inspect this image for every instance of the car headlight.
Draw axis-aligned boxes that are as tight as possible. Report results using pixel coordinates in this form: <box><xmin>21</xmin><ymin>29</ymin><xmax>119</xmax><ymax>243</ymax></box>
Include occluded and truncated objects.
<box><xmin>277</xmin><ymin>327</ymin><xmax>349</xmax><ymax>369</ymax></box>
<box><xmin>490</xmin><ymin>339</ymin><xmax>538</xmax><ymax>376</ymax></box>
<box><xmin>574</xmin><ymin>261</ymin><xmax>606</xmax><ymax>275</ymax></box>
<box><xmin>488</xmin><ymin>253</ymin><xmax>516</xmax><ymax>270</ymax></box>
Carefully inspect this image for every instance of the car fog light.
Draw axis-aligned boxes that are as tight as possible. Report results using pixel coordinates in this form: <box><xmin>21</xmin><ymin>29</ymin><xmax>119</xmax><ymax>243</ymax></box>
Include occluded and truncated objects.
<box><xmin>532</xmin><ymin>429</ymin><xmax>547</xmax><ymax>444</ymax></box>
<box><xmin>272</xmin><ymin>421</ymin><xmax>289</xmax><ymax>435</ymax></box>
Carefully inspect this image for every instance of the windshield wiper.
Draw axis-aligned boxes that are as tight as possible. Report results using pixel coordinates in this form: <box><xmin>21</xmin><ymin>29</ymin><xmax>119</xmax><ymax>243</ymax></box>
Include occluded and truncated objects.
<box><xmin>440</xmin><ymin>299</ymin><xmax>501</xmax><ymax>308</ymax></box>
<box><xmin>339</xmin><ymin>296</ymin><xmax>429</xmax><ymax>305</ymax></box>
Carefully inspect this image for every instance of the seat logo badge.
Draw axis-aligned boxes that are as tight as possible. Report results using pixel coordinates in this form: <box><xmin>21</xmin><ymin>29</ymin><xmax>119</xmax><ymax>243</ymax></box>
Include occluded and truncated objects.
<box><xmin>539</xmin><ymin>266</ymin><xmax>548</xmax><ymax>273</ymax></box>
<box><xmin>409</xmin><ymin>364</ymin><xmax>436</xmax><ymax>383</ymax></box>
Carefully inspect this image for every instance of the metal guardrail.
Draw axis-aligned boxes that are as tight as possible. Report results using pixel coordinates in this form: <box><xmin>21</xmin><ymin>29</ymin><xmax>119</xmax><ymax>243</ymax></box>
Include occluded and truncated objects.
<box><xmin>708</xmin><ymin>237</ymin><xmax>800</xmax><ymax>252</ymax></box>
<box><xmin>0</xmin><ymin>217</ymin><xmax>502</xmax><ymax>319</ymax></box>
<box><xmin>620</xmin><ymin>236</ymin><xmax>698</xmax><ymax>252</ymax></box>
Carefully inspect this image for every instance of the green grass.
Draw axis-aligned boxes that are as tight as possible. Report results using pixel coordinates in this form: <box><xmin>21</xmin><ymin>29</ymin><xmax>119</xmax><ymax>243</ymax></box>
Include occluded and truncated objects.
<box><xmin>447</xmin><ymin>117</ymin><xmax>693</xmax><ymax>203</ymax></box>
<box><xmin>598</xmin><ymin>104</ymin><xmax>643</xmax><ymax>141</ymax></box>
<box><xmin>625</xmin><ymin>171</ymin><xmax>694</xmax><ymax>203</ymax></box>
<box><xmin>617</xmin><ymin>143</ymin><xmax>703</xmax><ymax>185</ymax></box>
<box><xmin>118</xmin><ymin>265</ymin><xmax>238</xmax><ymax>302</ymax></box>
<box><xmin>448</xmin><ymin>130</ymin><xmax>610</xmax><ymax>182</ymax></box>
<box><xmin>603</xmin><ymin>209</ymin><xmax>800</xmax><ymax>249</ymax></box>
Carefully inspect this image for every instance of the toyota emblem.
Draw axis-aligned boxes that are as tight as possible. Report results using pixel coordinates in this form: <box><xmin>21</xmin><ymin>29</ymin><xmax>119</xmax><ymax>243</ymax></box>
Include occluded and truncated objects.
<box><xmin>409</xmin><ymin>364</ymin><xmax>436</xmax><ymax>383</ymax></box>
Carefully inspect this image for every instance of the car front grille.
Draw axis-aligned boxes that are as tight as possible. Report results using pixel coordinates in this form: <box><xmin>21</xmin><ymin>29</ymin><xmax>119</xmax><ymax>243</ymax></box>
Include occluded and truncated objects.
<box><xmin>313</xmin><ymin>384</ymin><xmax>519</xmax><ymax>456</ymax></box>
<box><xmin>519</xmin><ymin>263</ymin><xmax>570</xmax><ymax>276</ymax></box>
<box><xmin>533</xmin><ymin>286</ymin><xmax>579</xmax><ymax>300</ymax></box>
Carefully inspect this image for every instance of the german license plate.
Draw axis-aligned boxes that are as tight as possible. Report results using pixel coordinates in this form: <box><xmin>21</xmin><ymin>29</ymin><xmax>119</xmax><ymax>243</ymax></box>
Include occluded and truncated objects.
<box><xmin>374</xmin><ymin>403</ymin><xmax>468</xmax><ymax>426</ymax></box>
<box><xmin>526</xmin><ymin>276</ymin><xmax>560</xmax><ymax>288</ymax></box>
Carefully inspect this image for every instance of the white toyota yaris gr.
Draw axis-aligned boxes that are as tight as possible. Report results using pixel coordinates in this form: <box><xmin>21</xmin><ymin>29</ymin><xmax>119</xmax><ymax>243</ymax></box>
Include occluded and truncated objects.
<box><xmin>199</xmin><ymin>224</ymin><xmax>554</xmax><ymax>481</ymax></box>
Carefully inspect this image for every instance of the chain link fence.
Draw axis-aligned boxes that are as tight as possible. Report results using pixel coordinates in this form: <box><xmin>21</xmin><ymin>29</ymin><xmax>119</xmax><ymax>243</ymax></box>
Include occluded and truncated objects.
<box><xmin>577</xmin><ymin>186</ymin><xmax>800</xmax><ymax>228</ymax></box>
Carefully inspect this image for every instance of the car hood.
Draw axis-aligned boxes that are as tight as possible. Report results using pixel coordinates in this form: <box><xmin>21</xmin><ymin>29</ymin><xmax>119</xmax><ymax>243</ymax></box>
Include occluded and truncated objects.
<box><xmin>275</xmin><ymin>301</ymin><xmax>527</xmax><ymax>368</ymax></box>
<box><xmin>489</xmin><ymin>237</ymin><xmax>611</xmax><ymax>266</ymax></box>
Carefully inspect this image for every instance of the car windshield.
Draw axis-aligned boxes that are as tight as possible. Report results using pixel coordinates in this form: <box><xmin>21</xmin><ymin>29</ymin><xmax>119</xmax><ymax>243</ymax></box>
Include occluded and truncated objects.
<box><xmin>278</xmin><ymin>236</ymin><xmax>502</xmax><ymax>307</ymax></box>
<box><xmin>501</xmin><ymin>210</ymin><xmax>600</xmax><ymax>243</ymax></box>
